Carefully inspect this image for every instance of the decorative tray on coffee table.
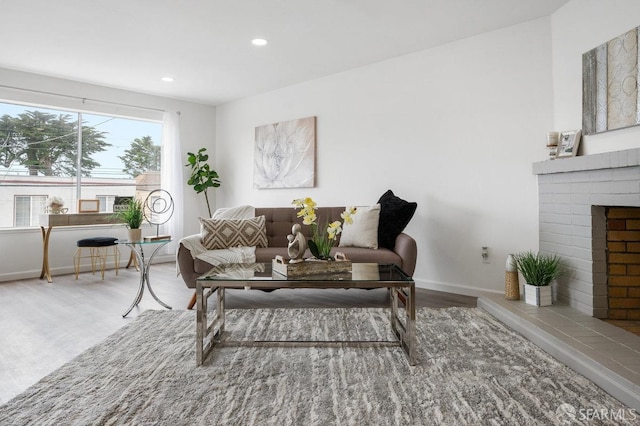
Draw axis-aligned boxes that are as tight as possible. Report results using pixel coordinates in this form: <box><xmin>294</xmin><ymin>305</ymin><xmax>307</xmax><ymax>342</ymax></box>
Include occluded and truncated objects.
<box><xmin>272</xmin><ymin>255</ymin><xmax>352</xmax><ymax>277</ymax></box>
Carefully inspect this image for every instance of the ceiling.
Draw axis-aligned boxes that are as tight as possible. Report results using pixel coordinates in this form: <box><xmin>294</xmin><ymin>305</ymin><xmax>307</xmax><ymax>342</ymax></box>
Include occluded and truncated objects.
<box><xmin>1</xmin><ymin>0</ymin><xmax>569</xmax><ymax>106</ymax></box>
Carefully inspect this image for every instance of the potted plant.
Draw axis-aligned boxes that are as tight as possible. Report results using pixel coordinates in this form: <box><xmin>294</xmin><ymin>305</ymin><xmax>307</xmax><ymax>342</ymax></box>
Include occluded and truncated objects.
<box><xmin>185</xmin><ymin>148</ymin><xmax>221</xmax><ymax>217</ymax></box>
<box><xmin>513</xmin><ymin>251</ymin><xmax>561</xmax><ymax>306</ymax></box>
<box><xmin>113</xmin><ymin>198</ymin><xmax>145</xmax><ymax>242</ymax></box>
<box><xmin>292</xmin><ymin>197</ymin><xmax>356</xmax><ymax>260</ymax></box>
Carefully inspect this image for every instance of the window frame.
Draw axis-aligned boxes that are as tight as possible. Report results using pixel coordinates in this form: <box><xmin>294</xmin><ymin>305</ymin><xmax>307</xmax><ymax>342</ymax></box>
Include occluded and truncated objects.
<box><xmin>0</xmin><ymin>97</ymin><xmax>164</xmax><ymax>229</ymax></box>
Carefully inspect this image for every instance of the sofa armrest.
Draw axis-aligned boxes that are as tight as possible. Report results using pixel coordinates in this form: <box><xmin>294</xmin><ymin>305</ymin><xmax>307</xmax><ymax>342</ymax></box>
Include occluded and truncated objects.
<box><xmin>179</xmin><ymin>233</ymin><xmax>206</xmax><ymax>257</ymax></box>
<box><xmin>394</xmin><ymin>233</ymin><xmax>417</xmax><ymax>276</ymax></box>
<box><xmin>177</xmin><ymin>243</ymin><xmax>201</xmax><ymax>289</ymax></box>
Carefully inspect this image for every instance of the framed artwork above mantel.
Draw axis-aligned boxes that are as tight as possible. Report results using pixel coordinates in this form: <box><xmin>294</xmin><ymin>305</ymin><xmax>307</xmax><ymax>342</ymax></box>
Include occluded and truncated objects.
<box><xmin>583</xmin><ymin>26</ymin><xmax>640</xmax><ymax>135</ymax></box>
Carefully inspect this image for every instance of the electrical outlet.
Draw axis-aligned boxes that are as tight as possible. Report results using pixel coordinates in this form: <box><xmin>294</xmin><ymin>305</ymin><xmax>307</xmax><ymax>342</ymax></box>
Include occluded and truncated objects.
<box><xmin>481</xmin><ymin>246</ymin><xmax>490</xmax><ymax>264</ymax></box>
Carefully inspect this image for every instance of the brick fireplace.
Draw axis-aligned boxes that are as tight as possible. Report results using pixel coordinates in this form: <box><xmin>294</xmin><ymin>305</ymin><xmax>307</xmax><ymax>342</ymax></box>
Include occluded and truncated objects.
<box><xmin>533</xmin><ymin>148</ymin><xmax>640</xmax><ymax>318</ymax></box>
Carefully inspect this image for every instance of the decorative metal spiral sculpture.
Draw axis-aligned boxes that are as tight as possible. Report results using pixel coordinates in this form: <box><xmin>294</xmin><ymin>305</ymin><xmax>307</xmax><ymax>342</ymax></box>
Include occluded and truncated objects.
<box><xmin>143</xmin><ymin>189</ymin><xmax>174</xmax><ymax>236</ymax></box>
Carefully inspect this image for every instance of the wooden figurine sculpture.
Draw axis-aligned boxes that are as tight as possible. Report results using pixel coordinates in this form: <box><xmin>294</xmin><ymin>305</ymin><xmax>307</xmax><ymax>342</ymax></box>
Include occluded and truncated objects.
<box><xmin>287</xmin><ymin>223</ymin><xmax>307</xmax><ymax>262</ymax></box>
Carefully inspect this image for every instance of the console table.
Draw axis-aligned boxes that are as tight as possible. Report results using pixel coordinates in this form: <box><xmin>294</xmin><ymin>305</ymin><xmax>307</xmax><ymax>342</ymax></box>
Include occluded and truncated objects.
<box><xmin>39</xmin><ymin>213</ymin><xmax>122</xmax><ymax>282</ymax></box>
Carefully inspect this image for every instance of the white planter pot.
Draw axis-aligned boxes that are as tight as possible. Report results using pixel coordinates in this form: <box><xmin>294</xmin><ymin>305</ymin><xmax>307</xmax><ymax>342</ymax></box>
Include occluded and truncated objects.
<box><xmin>128</xmin><ymin>228</ymin><xmax>142</xmax><ymax>242</ymax></box>
<box><xmin>524</xmin><ymin>284</ymin><xmax>552</xmax><ymax>306</ymax></box>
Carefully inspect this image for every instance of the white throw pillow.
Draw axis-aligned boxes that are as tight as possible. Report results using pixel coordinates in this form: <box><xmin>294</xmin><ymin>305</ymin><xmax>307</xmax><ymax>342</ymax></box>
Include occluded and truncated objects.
<box><xmin>339</xmin><ymin>204</ymin><xmax>380</xmax><ymax>249</ymax></box>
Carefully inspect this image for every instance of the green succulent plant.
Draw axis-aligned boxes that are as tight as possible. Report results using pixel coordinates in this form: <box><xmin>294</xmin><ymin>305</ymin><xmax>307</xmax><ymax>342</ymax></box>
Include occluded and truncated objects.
<box><xmin>112</xmin><ymin>198</ymin><xmax>144</xmax><ymax>229</ymax></box>
<box><xmin>513</xmin><ymin>251</ymin><xmax>561</xmax><ymax>286</ymax></box>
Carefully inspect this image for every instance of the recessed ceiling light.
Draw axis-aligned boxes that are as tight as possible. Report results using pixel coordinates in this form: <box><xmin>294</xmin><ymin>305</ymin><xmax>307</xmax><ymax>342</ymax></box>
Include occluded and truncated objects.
<box><xmin>161</xmin><ymin>76</ymin><xmax>175</xmax><ymax>82</ymax></box>
<box><xmin>251</xmin><ymin>38</ymin><xmax>268</xmax><ymax>46</ymax></box>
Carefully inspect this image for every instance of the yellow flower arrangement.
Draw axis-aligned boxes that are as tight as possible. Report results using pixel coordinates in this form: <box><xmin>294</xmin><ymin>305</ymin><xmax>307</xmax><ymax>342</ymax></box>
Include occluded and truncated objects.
<box><xmin>292</xmin><ymin>197</ymin><xmax>356</xmax><ymax>260</ymax></box>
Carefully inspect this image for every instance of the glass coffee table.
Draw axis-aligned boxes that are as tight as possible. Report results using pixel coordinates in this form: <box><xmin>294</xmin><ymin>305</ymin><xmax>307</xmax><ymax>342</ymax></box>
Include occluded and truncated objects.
<box><xmin>195</xmin><ymin>262</ymin><xmax>416</xmax><ymax>366</ymax></box>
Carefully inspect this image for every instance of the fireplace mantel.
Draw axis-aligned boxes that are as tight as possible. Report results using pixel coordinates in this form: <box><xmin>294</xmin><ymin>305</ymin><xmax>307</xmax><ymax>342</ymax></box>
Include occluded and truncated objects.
<box><xmin>533</xmin><ymin>148</ymin><xmax>640</xmax><ymax>175</ymax></box>
<box><xmin>533</xmin><ymin>148</ymin><xmax>640</xmax><ymax>317</ymax></box>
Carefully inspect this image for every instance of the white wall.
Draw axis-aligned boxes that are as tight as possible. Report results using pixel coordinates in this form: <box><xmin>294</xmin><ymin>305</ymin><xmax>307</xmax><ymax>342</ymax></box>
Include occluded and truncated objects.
<box><xmin>552</xmin><ymin>0</ymin><xmax>640</xmax><ymax>154</ymax></box>
<box><xmin>0</xmin><ymin>68</ymin><xmax>215</xmax><ymax>281</ymax></box>
<box><xmin>6</xmin><ymin>1</ymin><xmax>629</xmax><ymax>289</ymax></box>
<box><xmin>215</xmin><ymin>18</ymin><xmax>554</xmax><ymax>295</ymax></box>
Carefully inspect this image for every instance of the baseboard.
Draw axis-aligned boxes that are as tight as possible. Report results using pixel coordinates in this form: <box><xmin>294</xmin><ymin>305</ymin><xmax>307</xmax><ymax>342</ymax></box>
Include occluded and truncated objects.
<box><xmin>0</xmin><ymin>254</ymin><xmax>175</xmax><ymax>283</ymax></box>
<box><xmin>414</xmin><ymin>277</ymin><xmax>501</xmax><ymax>298</ymax></box>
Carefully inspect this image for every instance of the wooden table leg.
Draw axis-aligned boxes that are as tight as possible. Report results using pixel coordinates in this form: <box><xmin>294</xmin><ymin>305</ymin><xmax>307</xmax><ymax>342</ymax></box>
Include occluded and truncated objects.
<box><xmin>125</xmin><ymin>249</ymin><xmax>139</xmax><ymax>270</ymax></box>
<box><xmin>188</xmin><ymin>291</ymin><xmax>197</xmax><ymax>310</ymax></box>
<box><xmin>40</xmin><ymin>226</ymin><xmax>53</xmax><ymax>283</ymax></box>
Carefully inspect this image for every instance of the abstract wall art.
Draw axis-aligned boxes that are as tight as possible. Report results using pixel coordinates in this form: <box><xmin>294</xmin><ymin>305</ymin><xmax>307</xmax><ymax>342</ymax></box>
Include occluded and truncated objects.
<box><xmin>583</xmin><ymin>26</ymin><xmax>640</xmax><ymax>135</ymax></box>
<box><xmin>254</xmin><ymin>116</ymin><xmax>316</xmax><ymax>189</ymax></box>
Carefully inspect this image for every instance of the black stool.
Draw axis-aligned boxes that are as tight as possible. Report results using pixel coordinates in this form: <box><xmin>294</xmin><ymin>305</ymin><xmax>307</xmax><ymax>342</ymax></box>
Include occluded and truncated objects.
<box><xmin>74</xmin><ymin>237</ymin><xmax>120</xmax><ymax>280</ymax></box>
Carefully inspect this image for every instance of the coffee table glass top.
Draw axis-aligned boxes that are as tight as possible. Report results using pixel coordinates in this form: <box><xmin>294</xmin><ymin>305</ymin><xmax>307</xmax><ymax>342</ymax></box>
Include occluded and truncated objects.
<box><xmin>199</xmin><ymin>262</ymin><xmax>411</xmax><ymax>283</ymax></box>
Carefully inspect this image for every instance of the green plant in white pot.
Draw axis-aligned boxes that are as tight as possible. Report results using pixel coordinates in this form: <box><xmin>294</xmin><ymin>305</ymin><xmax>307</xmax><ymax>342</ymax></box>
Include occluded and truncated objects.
<box><xmin>112</xmin><ymin>198</ymin><xmax>144</xmax><ymax>242</ymax></box>
<box><xmin>513</xmin><ymin>251</ymin><xmax>561</xmax><ymax>306</ymax></box>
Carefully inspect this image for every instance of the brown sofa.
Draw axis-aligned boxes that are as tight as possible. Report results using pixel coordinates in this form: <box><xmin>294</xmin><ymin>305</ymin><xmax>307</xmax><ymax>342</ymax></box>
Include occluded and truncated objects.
<box><xmin>177</xmin><ymin>207</ymin><xmax>417</xmax><ymax>305</ymax></box>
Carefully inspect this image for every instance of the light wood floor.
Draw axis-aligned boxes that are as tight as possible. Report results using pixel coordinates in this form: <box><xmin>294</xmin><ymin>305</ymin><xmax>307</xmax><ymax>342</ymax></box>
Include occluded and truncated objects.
<box><xmin>0</xmin><ymin>262</ymin><xmax>476</xmax><ymax>404</ymax></box>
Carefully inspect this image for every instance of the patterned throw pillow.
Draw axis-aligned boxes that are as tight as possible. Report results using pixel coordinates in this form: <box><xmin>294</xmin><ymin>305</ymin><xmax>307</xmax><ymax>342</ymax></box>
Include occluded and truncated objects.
<box><xmin>199</xmin><ymin>216</ymin><xmax>268</xmax><ymax>250</ymax></box>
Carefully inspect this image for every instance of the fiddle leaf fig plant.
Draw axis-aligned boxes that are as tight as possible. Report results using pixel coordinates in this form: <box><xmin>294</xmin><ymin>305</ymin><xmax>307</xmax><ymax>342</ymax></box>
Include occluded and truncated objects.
<box><xmin>185</xmin><ymin>147</ymin><xmax>221</xmax><ymax>217</ymax></box>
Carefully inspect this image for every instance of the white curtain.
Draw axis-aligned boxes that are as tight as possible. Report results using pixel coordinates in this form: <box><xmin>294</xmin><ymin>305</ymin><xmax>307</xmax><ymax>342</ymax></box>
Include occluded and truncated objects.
<box><xmin>161</xmin><ymin>110</ymin><xmax>184</xmax><ymax>254</ymax></box>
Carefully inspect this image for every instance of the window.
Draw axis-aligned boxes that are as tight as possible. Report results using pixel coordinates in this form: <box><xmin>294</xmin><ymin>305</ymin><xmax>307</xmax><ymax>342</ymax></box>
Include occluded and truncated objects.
<box><xmin>0</xmin><ymin>102</ymin><xmax>162</xmax><ymax>228</ymax></box>
<box><xmin>15</xmin><ymin>195</ymin><xmax>46</xmax><ymax>227</ymax></box>
<box><xmin>97</xmin><ymin>195</ymin><xmax>117</xmax><ymax>213</ymax></box>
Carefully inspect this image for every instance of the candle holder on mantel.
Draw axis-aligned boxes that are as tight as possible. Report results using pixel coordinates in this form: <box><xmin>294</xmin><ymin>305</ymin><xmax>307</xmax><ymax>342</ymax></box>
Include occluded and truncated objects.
<box><xmin>547</xmin><ymin>131</ymin><xmax>559</xmax><ymax>160</ymax></box>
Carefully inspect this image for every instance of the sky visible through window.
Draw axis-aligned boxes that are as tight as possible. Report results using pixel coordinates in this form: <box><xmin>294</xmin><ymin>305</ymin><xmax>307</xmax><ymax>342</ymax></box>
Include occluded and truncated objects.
<box><xmin>0</xmin><ymin>102</ymin><xmax>162</xmax><ymax>179</ymax></box>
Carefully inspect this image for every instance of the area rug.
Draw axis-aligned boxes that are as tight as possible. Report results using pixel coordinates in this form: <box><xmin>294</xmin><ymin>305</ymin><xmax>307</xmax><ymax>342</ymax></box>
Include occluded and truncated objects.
<box><xmin>0</xmin><ymin>308</ymin><xmax>633</xmax><ymax>425</ymax></box>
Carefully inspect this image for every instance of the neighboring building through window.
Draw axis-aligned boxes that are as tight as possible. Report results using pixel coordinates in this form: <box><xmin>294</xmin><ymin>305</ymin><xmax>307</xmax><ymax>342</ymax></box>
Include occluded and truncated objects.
<box><xmin>14</xmin><ymin>195</ymin><xmax>46</xmax><ymax>227</ymax></box>
<box><xmin>97</xmin><ymin>195</ymin><xmax>117</xmax><ymax>213</ymax></box>
<box><xmin>0</xmin><ymin>102</ymin><xmax>162</xmax><ymax>228</ymax></box>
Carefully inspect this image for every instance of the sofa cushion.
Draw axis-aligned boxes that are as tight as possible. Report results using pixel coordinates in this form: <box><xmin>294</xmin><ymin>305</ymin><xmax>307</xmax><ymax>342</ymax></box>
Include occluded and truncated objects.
<box><xmin>377</xmin><ymin>190</ymin><xmax>417</xmax><ymax>250</ymax></box>
<box><xmin>255</xmin><ymin>247</ymin><xmax>291</xmax><ymax>263</ymax></box>
<box><xmin>330</xmin><ymin>247</ymin><xmax>401</xmax><ymax>265</ymax></box>
<box><xmin>339</xmin><ymin>204</ymin><xmax>380</xmax><ymax>249</ymax></box>
<box><xmin>199</xmin><ymin>216</ymin><xmax>268</xmax><ymax>250</ymax></box>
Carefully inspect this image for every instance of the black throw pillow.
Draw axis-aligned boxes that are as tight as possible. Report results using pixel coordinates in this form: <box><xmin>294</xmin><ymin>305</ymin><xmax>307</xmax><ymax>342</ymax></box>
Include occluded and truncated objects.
<box><xmin>377</xmin><ymin>190</ymin><xmax>417</xmax><ymax>249</ymax></box>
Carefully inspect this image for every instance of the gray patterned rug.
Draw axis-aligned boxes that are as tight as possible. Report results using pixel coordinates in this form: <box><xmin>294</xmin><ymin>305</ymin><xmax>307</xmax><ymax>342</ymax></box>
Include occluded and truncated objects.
<box><xmin>0</xmin><ymin>307</ymin><xmax>633</xmax><ymax>425</ymax></box>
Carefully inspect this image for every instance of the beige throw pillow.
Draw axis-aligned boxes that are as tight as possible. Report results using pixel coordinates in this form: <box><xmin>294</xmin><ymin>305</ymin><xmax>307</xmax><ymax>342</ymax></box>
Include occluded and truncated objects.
<box><xmin>338</xmin><ymin>204</ymin><xmax>380</xmax><ymax>249</ymax></box>
<box><xmin>199</xmin><ymin>216</ymin><xmax>268</xmax><ymax>250</ymax></box>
